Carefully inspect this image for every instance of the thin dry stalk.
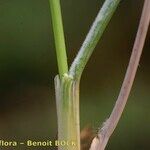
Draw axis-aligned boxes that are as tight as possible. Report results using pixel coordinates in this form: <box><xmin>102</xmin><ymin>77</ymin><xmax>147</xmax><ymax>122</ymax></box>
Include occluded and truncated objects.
<box><xmin>90</xmin><ymin>0</ymin><xmax>150</xmax><ymax>150</ymax></box>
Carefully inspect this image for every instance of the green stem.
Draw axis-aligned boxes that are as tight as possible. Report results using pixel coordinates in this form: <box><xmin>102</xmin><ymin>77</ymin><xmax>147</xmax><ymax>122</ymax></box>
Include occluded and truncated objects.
<box><xmin>55</xmin><ymin>75</ymin><xmax>80</xmax><ymax>150</ymax></box>
<box><xmin>51</xmin><ymin>1</ymin><xmax>121</xmax><ymax>150</ymax></box>
<box><xmin>69</xmin><ymin>0</ymin><xmax>121</xmax><ymax>79</ymax></box>
<box><xmin>49</xmin><ymin>0</ymin><xmax>68</xmax><ymax>78</ymax></box>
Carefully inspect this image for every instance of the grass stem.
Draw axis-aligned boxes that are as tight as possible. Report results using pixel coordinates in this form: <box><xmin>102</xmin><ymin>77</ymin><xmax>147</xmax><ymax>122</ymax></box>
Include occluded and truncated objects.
<box><xmin>69</xmin><ymin>0</ymin><xmax>121</xmax><ymax>79</ymax></box>
<box><xmin>90</xmin><ymin>0</ymin><xmax>150</xmax><ymax>149</ymax></box>
<box><xmin>49</xmin><ymin>0</ymin><xmax>68</xmax><ymax>78</ymax></box>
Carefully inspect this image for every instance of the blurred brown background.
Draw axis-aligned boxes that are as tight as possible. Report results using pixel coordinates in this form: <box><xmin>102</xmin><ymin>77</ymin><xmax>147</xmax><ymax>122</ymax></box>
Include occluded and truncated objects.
<box><xmin>0</xmin><ymin>0</ymin><xmax>150</xmax><ymax>149</ymax></box>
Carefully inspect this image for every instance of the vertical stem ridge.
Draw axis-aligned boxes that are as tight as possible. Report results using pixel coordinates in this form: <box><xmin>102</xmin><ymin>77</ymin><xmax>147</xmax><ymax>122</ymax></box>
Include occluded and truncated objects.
<box><xmin>55</xmin><ymin>76</ymin><xmax>80</xmax><ymax>150</ymax></box>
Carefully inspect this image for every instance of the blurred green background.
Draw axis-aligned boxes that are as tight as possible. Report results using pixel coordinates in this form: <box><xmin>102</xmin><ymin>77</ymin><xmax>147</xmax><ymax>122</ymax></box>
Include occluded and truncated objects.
<box><xmin>0</xmin><ymin>0</ymin><xmax>150</xmax><ymax>149</ymax></box>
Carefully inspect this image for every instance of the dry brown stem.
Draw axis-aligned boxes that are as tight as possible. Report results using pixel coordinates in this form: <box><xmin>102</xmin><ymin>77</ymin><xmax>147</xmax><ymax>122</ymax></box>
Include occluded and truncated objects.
<box><xmin>90</xmin><ymin>0</ymin><xmax>150</xmax><ymax>150</ymax></box>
